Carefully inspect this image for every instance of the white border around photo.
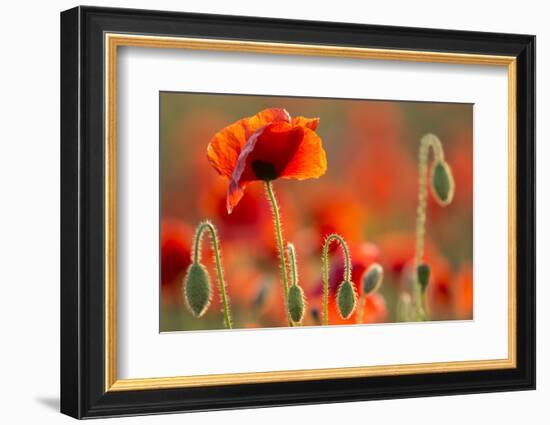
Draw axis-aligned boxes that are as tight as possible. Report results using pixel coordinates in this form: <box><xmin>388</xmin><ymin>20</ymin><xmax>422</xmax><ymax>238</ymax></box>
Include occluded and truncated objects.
<box><xmin>116</xmin><ymin>46</ymin><xmax>508</xmax><ymax>379</ymax></box>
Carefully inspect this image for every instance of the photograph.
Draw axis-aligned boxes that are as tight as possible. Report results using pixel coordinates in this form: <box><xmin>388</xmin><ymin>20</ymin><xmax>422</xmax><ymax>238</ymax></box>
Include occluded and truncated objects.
<box><xmin>159</xmin><ymin>93</ymin><xmax>474</xmax><ymax>332</ymax></box>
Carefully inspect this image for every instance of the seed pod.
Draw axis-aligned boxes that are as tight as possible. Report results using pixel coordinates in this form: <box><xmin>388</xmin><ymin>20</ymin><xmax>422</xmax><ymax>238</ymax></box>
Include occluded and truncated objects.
<box><xmin>183</xmin><ymin>263</ymin><xmax>212</xmax><ymax>317</ymax></box>
<box><xmin>362</xmin><ymin>263</ymin><xmax>384</xmax><ymax>294</ymax></box>
<box><xmin>431</xmin><ymin>161</ymin><xmax>455</xmax><ymax>206</ymax></box>
<box><xmin>336</xmin><ymin>280</ymin><xmax>357</xmax><ymax>319</ymax></box>
<box><xmin>417</xmin><ymin>263</ymin><xmax>431</xmax><ymax>293</ymax></box>
<box><xmin>287</xmin><ymin>284</ymin><xmax>305</xmax><ymax>323</ymax></box>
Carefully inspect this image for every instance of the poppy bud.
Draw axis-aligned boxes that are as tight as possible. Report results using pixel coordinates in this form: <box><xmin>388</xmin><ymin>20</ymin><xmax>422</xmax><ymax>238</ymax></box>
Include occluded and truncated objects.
<box><xmin>362</xmin><ymin>263</ymin><xmax>384</xmax><ymax>294</ymax></box>
<box><xmin>336</xmin><ymin>280</ymin><xmax>357</xmax><ymax>319</ymax></box>
<box><xmin>183</xmin><ymin>263</ymin><xmax>212</xmax><ymax>317</ymax></box>
<box><xmin>417</xmin><ymin>263</ymin><xmax>431</xmax><ymax>293</ymax></box>
<box><xmin>431</xmin><ymin>161</ymin><xmax>455</xmax><ymax>206</ymax></box>
<box><xmin>287</xmin><ymin>284</ymin><xmax>305</xmax><ymax>323</ymax></box>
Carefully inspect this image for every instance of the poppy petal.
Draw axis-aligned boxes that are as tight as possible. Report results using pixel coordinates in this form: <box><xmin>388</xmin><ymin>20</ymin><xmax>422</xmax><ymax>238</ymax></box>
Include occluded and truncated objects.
<box><xmin>280</xmin><ymin>127</ymin><xmax>327</xmax><ymax>180</ymax></box>
<box><xmin>292</xmin><ymin>116</ymin><xmax>320</xmax><ymax>130</ymax></box>
<box><xmin>227</xmin><ymin>123</ymin><xmax>290</xmax><ymax>213</ymax></box>
<box><xmin>246</xmin><ymin>108</ymin><xmax>291</xmax><ymax>133</ymax></box>
<box><xmin>207</xmin><ymin>108</ymin><xmax>291</xmax><ymax>179</ymax></box>
<box><xmin>226</xmin><ymin>179</ymin><xmax>247</xmax><ymax>215</ymax></box>
<box><xmin>207</xmin><ymin>119</ymin><xmax>247</xmax><ymax>179</ymax></box>
<box><xmin>226</xmin><ymin>122</ymin><xmax>326</xmax><ymax>213</ymax></box>
<box><xmin>232</xmin><ymin>122</ymin><xmax>305</xmax><ymax>182</ymax></box>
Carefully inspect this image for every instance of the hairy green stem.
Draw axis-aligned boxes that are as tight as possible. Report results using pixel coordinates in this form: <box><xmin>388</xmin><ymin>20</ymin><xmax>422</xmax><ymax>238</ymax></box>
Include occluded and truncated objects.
<box><xmin>193</xmin><ymin>221</ymin><xmax>233</xmax><ymax>329</ymax></box>
<box><xmin>415</xmin><ymin>134</ymin><xmax>444</xmax><ymax>321</ymax></box>
<box><xmin>422</xmin><ymin>292</ymin><xmax>430</xmax><ymax>318</ymax></box>
<box><xmin>265</xmin><ymin>181</ymin><xmax>293</xmax><ymax>326</ymax></box>
<box><xmin>322</xmin><ymin>233</ymin><xmax>352</xmax><ymax>325</ymax></box>
<box><xmin>397</xmin><ymin>293</ymin><xmax>413</xmax><ymax>322</ymax></box>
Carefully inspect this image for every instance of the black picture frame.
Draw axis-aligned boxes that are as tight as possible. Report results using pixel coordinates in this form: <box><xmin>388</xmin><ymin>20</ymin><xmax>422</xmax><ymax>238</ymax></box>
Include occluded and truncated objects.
<box><xmin>61</xmin><ymin>5</ymin><xmax>535</xmax><ymax>419</ymax></box>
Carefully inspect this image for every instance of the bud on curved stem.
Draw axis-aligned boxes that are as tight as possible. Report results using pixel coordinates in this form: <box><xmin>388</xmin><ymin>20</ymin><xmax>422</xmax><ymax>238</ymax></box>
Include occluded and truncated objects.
<box><xmin>286</xmin><ymin>243</ymin><xmax>306</xmax><ymax>324</ymax></box>
<box><xmin>183</xmin><ymin>263</ymin><xmax>211</xmax><ymax>318</ymax></box>
<box><xmin>415</xmin><ymin>134</ymin><xmax>454</xmax><ymax>321</ymax></box>
<box><xmin>432</xmin><ymin>161</ymin><xmax>455</xmax><ymax>206</ymax></box>
<box><xmin>184</xmin><ymin>220</ymin><xmax>233</xmax><ymax>329</ymax></box>
<box><xmin>337</xmin><ymin>280</ymin><xmax>357</xmax><ymax>320</ymax></box>
<box><xmin>357</xmin><ymin>263</ymin><xmax>384</xmax><ymax>324</ymax></box>
<box><xmin>322</xmin><ymin>233</ymin><xmax>355</xmax><ymax>324</ymax></box>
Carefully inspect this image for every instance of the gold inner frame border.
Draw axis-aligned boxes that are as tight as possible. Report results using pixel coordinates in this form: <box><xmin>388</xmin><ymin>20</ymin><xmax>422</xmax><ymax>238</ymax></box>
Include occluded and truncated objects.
<box><xmin>104</xmin><ymin>33</ymin><xmax>517</xmax><ymax>392</ymax></box>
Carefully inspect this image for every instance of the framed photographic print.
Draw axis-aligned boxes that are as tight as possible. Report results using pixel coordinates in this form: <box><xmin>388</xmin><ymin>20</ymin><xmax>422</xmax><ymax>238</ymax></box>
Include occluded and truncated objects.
<box><xmin>60</xmin><ymin>6</ymin><xmax>535</xmax><ymax>419</ymax></box>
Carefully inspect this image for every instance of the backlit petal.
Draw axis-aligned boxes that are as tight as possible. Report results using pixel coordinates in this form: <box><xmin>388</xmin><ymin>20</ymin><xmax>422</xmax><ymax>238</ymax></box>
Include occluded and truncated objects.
<box><xmin>280</xmin><ymin>127</ymin><xmax>327</xmax><ymax>180</ymax></box>
<box><xmin>207</xmin><ymin>119</ymin><xmax>247</xmax><ymax>178</ymax></box>
<box><xmin>227</xmin><ymin>122</ymin><xmax>301</xmax><ymax>212</ymax></box>
<box><xmin>292</xmin><ymin>116</ymin><xmax>320</xmax><ymax>130</ymax></box>
<box><xmin>226</xmin><ymin>121</ymin><xmax>326</xmax><ymax>213</ymax></box>
<box><xmin>246</xmin><ymin>108</ymin><xmax>291</xmax><ymax>133</ymax></box>
<box><xmin>207</xmin><ymin>108</ymin><xmax>291</xmax><ymax>179</ymax></box>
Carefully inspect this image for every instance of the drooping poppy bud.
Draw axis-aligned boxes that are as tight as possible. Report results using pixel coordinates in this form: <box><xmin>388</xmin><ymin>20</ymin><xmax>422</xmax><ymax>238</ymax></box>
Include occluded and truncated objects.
<box><xmin>417</xmin><ymin>263</ymin><xmax>431</xmax><ymax>293</ymax></box>
<box><xmin>183</xmin><ymin>263</ymin><xmax>212</xmax><ymax>317</ymax></box>
<box><xmin>287</xmin><ymin>284</ymin><xmax>305</xmax><ymax>323</ymax></box>
<box><xmin>431</xmin><ymin>161</ymin><xmax>455</xmax><ymax>206</ymax></box>
<box><xmin>362</xmin><ymin>263</ymin><xmax>384</xmax><ymax>294</ymax></box>
<box><xmin>336</xmin><ymin>280</ymin><xmax>357</xmax><ymax>319</ymax></box>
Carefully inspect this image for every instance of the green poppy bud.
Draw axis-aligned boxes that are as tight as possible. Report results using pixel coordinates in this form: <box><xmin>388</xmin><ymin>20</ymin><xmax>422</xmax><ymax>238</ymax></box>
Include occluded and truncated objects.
<box><xmin>431</xmin><ymin>161</ymin><xmax>455</xmax><ymax>206</ymax></box>
<box><xmin>336</xmin><ymin>280</ymin><xmax>357</xmax><ymax>319</ymax></box>
<box><xmin>417</xmin><ymin>263</ymin><xmax>431</xmax><ymax>293</ymax></box>
<box><xmin>287</xmin><ymin>284</ymin><xmax>305</xmax><ymax>323</ymax></box>
<box><xmin>183</xmin><ymin>263</ymin><xmax>212</xmax><ymax>317</ymax></box>
<box><xmin>362</xmin><ymin>263</ymin><xmax>384</xmax><ymax>294</ymax></box>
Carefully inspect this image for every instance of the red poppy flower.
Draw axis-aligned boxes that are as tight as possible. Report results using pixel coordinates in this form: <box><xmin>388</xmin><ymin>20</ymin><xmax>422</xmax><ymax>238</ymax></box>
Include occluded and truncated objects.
<box><xmin>207</xmin><ymin>108</ymin><xmax>327</xmax><ymax>213</ymax></box>
<box><xmin>161</xmin><ymin>219</ymin><xmax>192</xmax><ymax>285</ymax></box>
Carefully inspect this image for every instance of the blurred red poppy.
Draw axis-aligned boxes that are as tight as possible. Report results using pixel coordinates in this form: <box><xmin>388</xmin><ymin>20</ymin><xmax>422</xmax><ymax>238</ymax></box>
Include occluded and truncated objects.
<box><xmin>453</xmin><ymin>264</ymin><xmax>473</xmax><ymax>319</ymax></box>
<box><xmin>160</xmin><ymin>219</ymin><xmax>193</xmax><ymax>306</ymax></box>
<box><xmin>346</xmin><ymin>102</ymin><xmax>416</xmax><ymax>212</ymax></box>
<box><xmin>358</xmin><ymin>293</ymin><xmax>388</xmax><ymax>324</ymax></box>
<box><xmin>306</xmin><ymin>185</ymin><xmax>366</xmax><ymax>252</ymax></box>
<box><xmin>199</xmin><ymin>179</ymin><xmax>269</xmax><ymax>240</ymax></box>
<box><xmin>207</xmin><ymin>108</ymin><xmax>327</xmax><ymax>213</ymax></box>
<box><xmin>378</xmin><ymin>233</ymin><xmax>439</xmax><ymax>281</ymax></box>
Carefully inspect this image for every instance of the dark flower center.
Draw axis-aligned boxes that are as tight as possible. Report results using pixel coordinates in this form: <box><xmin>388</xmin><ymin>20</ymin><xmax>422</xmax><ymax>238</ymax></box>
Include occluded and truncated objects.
<box><xmin>252</xmin><ymin>160</ymin><xmax>278</xmax><ymax>181</ymax></box>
